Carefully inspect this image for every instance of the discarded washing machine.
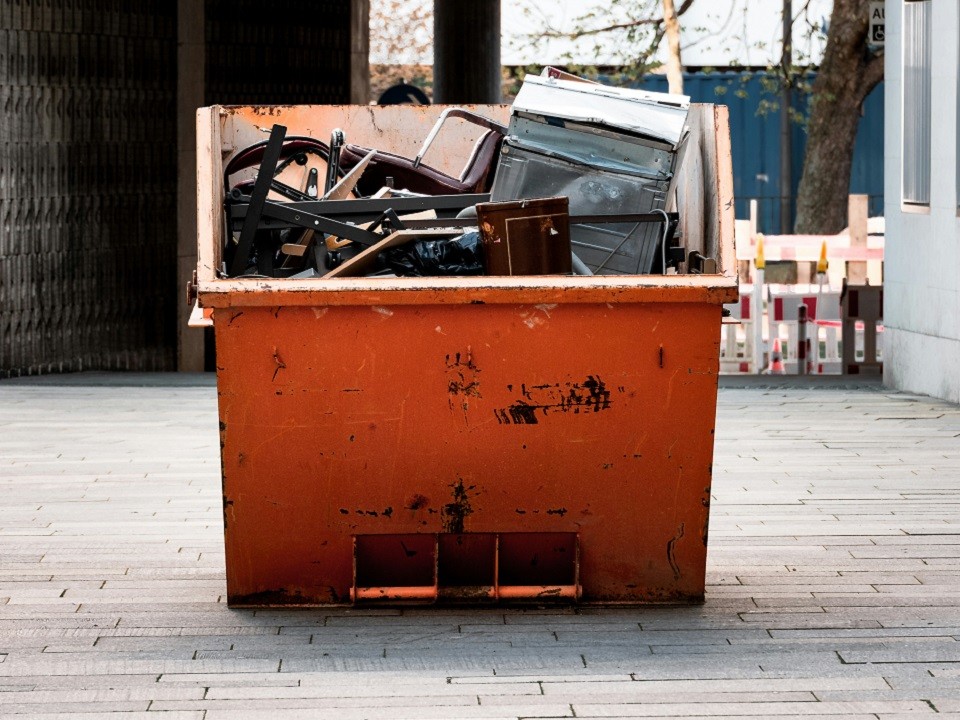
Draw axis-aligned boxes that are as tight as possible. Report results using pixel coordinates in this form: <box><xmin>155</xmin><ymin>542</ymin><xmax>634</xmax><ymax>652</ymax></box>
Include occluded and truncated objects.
<box><xmin>491</xmin><ymin>73</ymin><xmax>690</xmax><ymax>276</ymax></box>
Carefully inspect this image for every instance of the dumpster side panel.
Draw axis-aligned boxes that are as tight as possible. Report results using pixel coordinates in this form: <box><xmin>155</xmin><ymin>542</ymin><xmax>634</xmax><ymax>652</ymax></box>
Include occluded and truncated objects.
<box><xmin>215</xmin><ymin>301</ymin><xmax>721</xmax><ymax>605</ymax></box>
<box><xmin>675</xmin><ymin>105</ymin><xmax>736</xmax><ymax>278</ymax></box>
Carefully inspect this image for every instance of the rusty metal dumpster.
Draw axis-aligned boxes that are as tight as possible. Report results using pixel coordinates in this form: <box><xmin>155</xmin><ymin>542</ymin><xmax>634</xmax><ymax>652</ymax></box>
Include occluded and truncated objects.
<box><xmin>195</xmin><ymin>103</ymin><xmax>738</xmax><ymax>606</ymax></box>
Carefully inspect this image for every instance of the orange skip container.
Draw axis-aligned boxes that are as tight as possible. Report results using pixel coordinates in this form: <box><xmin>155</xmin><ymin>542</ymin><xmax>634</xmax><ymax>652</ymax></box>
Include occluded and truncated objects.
<box><xmin>195</xmin><ymin>103</ymin><xmax>738</xmax><ymax>606</ymax></box>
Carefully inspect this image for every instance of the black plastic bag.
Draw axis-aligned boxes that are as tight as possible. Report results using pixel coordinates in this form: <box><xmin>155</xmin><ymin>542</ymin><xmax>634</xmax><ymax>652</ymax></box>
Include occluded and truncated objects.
<box><xmin>382</xmin><ymin>231</ymin><xmax>485</xmax><ymax>276</ymax></box>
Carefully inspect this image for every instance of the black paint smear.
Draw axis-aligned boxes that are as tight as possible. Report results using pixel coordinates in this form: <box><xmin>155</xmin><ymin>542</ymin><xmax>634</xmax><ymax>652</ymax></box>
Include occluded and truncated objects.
<box><xmin>441</xmin><ymin>479</ymin><xmax>474</xmax><ymax>534</ymax></box>
<box><xmin>494</xmin><ymin>402</ymin><xmax>539</xmax><ymax>425</ymax></box>
<box><xmin>446</xmin><ymin>351</ymin><xmax>482</xmax><ymax>399</ymax></box>
<box><xmin>494</xmin><ymin>375</ymin><xmax>615</xmax><ymax>424</ymax></box>
<box><xmin>666</xmin><ymin>523</ymin><xmax>685</xmax><ymax>581</ymax></box>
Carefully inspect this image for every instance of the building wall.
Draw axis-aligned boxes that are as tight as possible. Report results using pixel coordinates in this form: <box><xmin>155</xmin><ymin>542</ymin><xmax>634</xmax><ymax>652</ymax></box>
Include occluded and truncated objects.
<box><xmin>204</xmin><ymin>0</ymin><xmax>353</xmax><ymax>106</ymax></box>
<box><xmin>884</xmin><ymin>0</ymin><xmax>960</xmax><ymax>404</ymax></box>
<box><xmin>0</xmin><ymin>0</ymin><xmax>359</xmax><ymax>377</ymax></box>
<box><xmin>177</xmin><ymin>0</ymin><xmax>359</xmax><ymax>372</ymax></box>
<box><xmin>0</xmin><ymin>1</ymin><xmax>179</xmax><ymax>376</ymax></box>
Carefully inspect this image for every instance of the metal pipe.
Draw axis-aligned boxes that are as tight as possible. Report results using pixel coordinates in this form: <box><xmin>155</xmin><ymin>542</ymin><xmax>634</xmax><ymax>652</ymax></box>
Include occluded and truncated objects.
<box><xmin>798</xmin><ymin>302</ymin><xmax>808</xmax><ymax>376</ymax></box>
<box><xmin>571</xmin><ymin>252</ymin><xmax>593</xmax><ymax>276</ymax></box>
<box><xmin>780</xmin><ymin>0</ymin><xmax>792</xmax><ymax>233</ymax></box>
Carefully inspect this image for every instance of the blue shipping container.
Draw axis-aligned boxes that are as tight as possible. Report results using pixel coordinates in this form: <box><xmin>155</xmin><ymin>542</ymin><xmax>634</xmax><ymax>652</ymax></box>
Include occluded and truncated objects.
<box><xmin>630</xmin><ymin>72</ymin><xmax>883</xmax><ymax>233</ymax></box>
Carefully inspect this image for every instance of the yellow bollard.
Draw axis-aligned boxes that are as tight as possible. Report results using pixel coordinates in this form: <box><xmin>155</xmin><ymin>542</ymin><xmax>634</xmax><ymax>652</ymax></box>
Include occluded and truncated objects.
<box><xmin>752</xmin><ymin>234</ymin><xmax>766</xmax><ymax>374</ymax></box>
<box><xmin>817</xmin><ymin>240</ymin><xmax>829</xmax><ymax>275</ymax></box>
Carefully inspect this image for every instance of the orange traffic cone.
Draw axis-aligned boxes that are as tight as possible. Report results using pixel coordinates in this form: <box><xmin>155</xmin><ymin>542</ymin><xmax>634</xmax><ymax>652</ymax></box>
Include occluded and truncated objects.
<box><xmin>769</xmin><ymin>338</ymin><xmax>785</xmax><ymax>374</ymax></box>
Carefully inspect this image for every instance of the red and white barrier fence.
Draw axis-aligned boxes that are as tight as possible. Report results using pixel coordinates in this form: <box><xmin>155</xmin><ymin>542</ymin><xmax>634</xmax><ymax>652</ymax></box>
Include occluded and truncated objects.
<box><xmin>720</xmin><ymin>283</ymin><xmax>883</xmax><ymax>375</ymax></box>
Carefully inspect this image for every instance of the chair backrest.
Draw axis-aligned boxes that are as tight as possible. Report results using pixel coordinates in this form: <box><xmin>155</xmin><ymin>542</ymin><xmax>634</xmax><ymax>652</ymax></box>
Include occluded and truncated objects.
<box><xmin>340</xmin><ymin>130</ymin><xmax>504</xmax><ymax>197</ymax></box>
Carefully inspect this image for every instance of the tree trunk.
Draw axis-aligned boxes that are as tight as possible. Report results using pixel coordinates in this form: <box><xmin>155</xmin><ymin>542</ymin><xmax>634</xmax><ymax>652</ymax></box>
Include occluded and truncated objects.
<box><xmin>794</xmin><ymin>0</ymin><xmax>883</xmax><ymax>234</ymax></box>
<box><xmin>662</xmin><ymin>0</ymin><xmax>683</xmax><ymax>94</ymax></box>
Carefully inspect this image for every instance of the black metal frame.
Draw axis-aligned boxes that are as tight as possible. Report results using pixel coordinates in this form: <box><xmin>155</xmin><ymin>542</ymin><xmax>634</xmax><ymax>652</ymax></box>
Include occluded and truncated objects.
<box><xmin>222</xmin><ymin>123</ymin><xmax>681</xmax><ymax>278</ymax></box>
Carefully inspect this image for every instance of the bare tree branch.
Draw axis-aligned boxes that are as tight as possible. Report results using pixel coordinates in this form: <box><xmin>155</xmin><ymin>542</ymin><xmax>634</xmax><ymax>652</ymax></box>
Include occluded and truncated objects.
<box><xmin>860</xmin><ymin>51</ymin><xmax>884</xmax><ymax>101</ymax></box>
<box><xmin>546</xmin><ymin>17</ymin><xmax>660</xmax><ymax>40</ymax></box>
<box><xmin>532</xmin><ymin>0</ymin><xmax>695</xmax><ymax>42</ymax></box>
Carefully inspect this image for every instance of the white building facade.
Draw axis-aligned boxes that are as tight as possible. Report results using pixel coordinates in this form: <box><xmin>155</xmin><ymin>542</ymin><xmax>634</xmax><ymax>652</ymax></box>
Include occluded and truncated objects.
<box><xmin>885</xmin><ymin>0</ymin><xmax>960</xmax><ymax>403</ymax></box>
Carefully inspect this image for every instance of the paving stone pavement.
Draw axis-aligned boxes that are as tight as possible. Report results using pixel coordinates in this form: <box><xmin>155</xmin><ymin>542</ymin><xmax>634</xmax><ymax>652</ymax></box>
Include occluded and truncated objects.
<box><xmin>1</xmin><ymin>373</ymin><xmax>959</xmax><ymax>719</ymax></box>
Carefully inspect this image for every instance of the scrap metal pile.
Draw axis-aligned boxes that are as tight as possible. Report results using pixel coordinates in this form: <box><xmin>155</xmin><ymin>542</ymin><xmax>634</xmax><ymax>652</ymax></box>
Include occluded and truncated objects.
<box><xmin>221</xmin><ymin>69</ymin><xmax>697</xmax><ymax>280</ymax></box>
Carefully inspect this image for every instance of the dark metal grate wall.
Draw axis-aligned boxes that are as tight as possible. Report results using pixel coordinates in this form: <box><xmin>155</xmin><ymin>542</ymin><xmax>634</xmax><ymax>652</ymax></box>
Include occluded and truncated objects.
<box><xmin>205</xmin><ymin>0</ymin><xmax>351</xmax><ymax>106</ymax></box>
<box><xmin>1</xmin><ymin>0</ymin><xmax>353</xmax><ymax>377</ymax></box>
<box><xmin>0</xmin><ymin>1</ymin><xmax>178</xmax><ymax>377</ymax></box>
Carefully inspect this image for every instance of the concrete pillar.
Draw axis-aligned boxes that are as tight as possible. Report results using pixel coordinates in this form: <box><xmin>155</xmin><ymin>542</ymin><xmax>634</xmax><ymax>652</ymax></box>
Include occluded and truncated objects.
<box><xmin>350</xmin><ymin>0</ymin><xmax>370</xmax><ymax>104</ymax></box>
<box><xmin>177</xmin><ymin>0</ymin><xmax>206</xmax><ymax>371</ymax></box>
<box><xmin>433</xmin><ymin>0</ymin><xmax>501</xmax><ymax>104</ymax></box>
<box><xmin>847</xmin><ymin>194</ymin><xmax>869</xmax><ymax>285</ymax></box>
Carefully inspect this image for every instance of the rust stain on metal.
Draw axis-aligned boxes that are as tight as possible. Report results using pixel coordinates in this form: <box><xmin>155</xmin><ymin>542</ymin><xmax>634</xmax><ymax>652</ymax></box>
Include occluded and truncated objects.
<box><xmin>365</xmin><ymin>105</ymin><xmax>386</xmax><ymax>135</ymax></box>
<box><xmin>250</xmin><ymin>105</ymin><xmax>300</xmax><ymax>116</ymax></box>
<box><xmin>222</xmin><ymin>495</ymin><xmax>234</xmax><ymax>528</ymax></box>
<box><xmin>667</xmin><ymin>523</ymin><xmax>685</xmax><ymax>580</ymax></box>
<box><xmin>271</xmin><ymin>347</ymin><xmax>286</xmax><ymax>381</ymax></box>
<box><xmin>230</xmin><ymin>584</ymin><xmax>343</xmax><ymax>605</ymax></box>
<box><xmin>441</xmin><ymin>479</ymin><xmax>475</xmax><ymax>534</ymax></box>
<box><xmin>438</xmin><ymin>585</ymin><xmax>495</xmax><ymax>601</ymax></box>
<box><xmin>536</xmin><ymin>587</ymin><xmax>563</xmax><ymax>597</ymax></box>
<box><xmin>406</xmin><ymin>494</ymin><xmax>430</xmax><ymax>510</ymax></box>
<box><xmin>349</xmin><ymin>506</ymin><xmax>394</xmax><ymax>518</ymax></box>
<box><xmin>701</xmin><ymin>487</ymin><xmax>711</xmax><ymax>546</ymax></box>
<box><xmin>494</xmin><ymin>376</ymin><xmax>613</xmax><ymax>424</ymax></box>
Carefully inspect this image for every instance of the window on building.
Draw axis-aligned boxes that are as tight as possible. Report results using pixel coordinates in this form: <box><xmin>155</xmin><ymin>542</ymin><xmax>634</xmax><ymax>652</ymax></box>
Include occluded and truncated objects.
<box><xmin>903</xmin><ymin>0</ymin><xmax>932</xmax><ymax>205</ymax></box>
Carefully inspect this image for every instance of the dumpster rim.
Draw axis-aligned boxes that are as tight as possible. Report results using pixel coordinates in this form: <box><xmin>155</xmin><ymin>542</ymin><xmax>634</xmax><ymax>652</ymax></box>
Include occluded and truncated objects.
<box><xmin>197</xmin><ymin>274</ymin><xmax>738</xmax><ymax>308</ymax></box>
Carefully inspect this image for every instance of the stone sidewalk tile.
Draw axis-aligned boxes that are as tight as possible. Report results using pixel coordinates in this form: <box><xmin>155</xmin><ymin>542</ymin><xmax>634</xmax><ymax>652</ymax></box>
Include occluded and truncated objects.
<box><xmin>572</xmin><ymin>699</ymin><xmax>936</xmax><ymax>715</ymax></box>
<box><xmin>14</xmin><ymin>714</ymin><xmax>204</xmax><ymax>720</ymax></box>
<box><xmin>568</xmin><ymin>715</ymin><xmax>883</xmax><ymax>720</ymax></box>
<box><xmin>203</xmin><ymin>707</ymin><xmax>572</xmax><ymax>720</ymax></box>
<box><xmin>0</xmin><ymin>700</ymin><xmax>156</xmax><ymax>714</ymax></box>
<box><xmin>151</xmin><ymin>696</ymin><xmax>489</xmax><ymax>711</ymax></box>
<box><xmin>3</xmin><ymin>379</ymin><xmax>960</xmax><ymax>718</ymax></box>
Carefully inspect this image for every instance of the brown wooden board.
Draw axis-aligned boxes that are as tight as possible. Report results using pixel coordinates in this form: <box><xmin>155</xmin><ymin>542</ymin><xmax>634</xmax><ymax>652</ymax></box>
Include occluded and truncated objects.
<box><xmin>323</xmin><ymin>228</ymin><xmax>461</xmax><ymax>279</ymax></box>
